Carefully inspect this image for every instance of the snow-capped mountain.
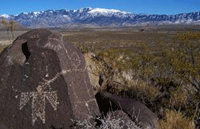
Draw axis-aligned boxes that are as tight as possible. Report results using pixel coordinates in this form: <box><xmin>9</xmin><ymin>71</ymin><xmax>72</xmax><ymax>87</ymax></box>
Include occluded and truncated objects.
<box><xmin>1</xmin><ymin>7</ymin><xmax>200</xmax><ymax>28</ymax></box>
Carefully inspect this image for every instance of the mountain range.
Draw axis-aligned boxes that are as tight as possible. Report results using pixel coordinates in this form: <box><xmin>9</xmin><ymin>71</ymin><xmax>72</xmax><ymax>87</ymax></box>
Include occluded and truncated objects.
<box><xmin>0</xmin><ymin>7</ymin><xmax>200</xmax><ymax>28</ymax></box>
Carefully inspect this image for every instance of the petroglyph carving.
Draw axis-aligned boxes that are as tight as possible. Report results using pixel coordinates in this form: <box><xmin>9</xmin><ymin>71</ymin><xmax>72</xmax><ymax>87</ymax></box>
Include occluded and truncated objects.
<box><xmin>30</xmin><ymin>34</ymin><xmax>39</xmax><ymax>39</ymax></box>
<box><xmin>71</xmin><ymin>52</ymin><xmax>81</xmax><ymax>68</ymax></box>
<box><xmin>44</xmin><ymin>33</ymin><xmax>63</xmax><ymax>51</ymax></box>
<box><xmin>49</xmin><ymin>33</ymin><xmax>63</xmax><ymax>42</ymax></box>
<box><xmin>19</xmin><ymin>74</ymin><xmax>60</xmax><ymax>125</ymax></box>
<box><xmin>44</xmin><ymin>43</ymin><xmax>62</xmax><ymax>51</ymax></box>
<box><xmin>61</xmin><ymin>44</ymin><xmax>81</xmax><ymax>68</ymax></box>
<box><xmin>44</xmin><ymin>33</ymin><xmax>81</xmax><ymax>68</ymax></box>
<box><xmin>0</xmin><ymin>29</ymin><xmax>101</xmax><ymax>128</ymax></box>
<box><xmin>6</xmin><ymin>55</ymin><xmax>14</xmax><ymax>65</ymax></box>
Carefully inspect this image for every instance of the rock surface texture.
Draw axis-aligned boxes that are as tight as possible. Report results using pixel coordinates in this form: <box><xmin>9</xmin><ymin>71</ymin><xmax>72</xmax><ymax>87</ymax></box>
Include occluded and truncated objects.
<box><xmin>0</xmin><ymin>29</ymin><xmax>99</xmax><ymax>129</ymax></box>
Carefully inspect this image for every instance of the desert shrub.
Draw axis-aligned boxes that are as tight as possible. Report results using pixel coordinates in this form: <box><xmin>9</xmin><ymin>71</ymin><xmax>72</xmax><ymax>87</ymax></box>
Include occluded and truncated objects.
<box><xmin>75</xmin><ymin>41</ymin><xmax>95</xmax><ymax>53</ymax></box>
<box><xmin>92</xmin><ymin>48</ymin><xmax>162</xmax><ymax>105</ymax></box>
<box><xmin>174</xmin><ymin>31</ymin><xmax>200</xmax><ymax>41</ymax></box>
<box><xmin>170</xmin><ymin>46</ymin><xmax>200</xmax><ymax>92</ymax></box>
<box><xmin>126</xmin><ymin>79</ymin><xmax>161</xmax><ymax>103</ymax></box>
<box><xmin>73</xmin><ymin>30</ymin><xmax>200</xmax><ymax>128</ymax></box>
<box><xmin>169</xmin><ymin>88</ymin><xmax>189</xmax><ymax>108</ymax></box>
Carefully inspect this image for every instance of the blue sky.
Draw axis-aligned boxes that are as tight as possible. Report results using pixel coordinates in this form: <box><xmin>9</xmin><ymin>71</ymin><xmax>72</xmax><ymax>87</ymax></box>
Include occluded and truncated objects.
<box><xmin>0</xmin><ymin>0</ymin><xmax>200</xmax><ymax>15</ymax></box>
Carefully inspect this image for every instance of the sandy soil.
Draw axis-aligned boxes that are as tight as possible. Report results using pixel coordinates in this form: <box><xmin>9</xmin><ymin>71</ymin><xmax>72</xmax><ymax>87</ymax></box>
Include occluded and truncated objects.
<box><xmin>0</xmin><ymin>40</ymin><xmax>12</xmax><ymax>46</ymax></box>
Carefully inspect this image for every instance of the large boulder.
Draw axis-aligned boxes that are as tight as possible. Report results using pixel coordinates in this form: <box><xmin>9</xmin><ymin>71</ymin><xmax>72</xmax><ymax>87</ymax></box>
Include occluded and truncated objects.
<box><xmin>0</xmin><ymin>29</ymin><xmax>99</xmax><ymax>129</ymax></box>
<box><xmin>96</xmin><ymin>91</ymin><xmax>159</xmax><ymax>129</ymax></box>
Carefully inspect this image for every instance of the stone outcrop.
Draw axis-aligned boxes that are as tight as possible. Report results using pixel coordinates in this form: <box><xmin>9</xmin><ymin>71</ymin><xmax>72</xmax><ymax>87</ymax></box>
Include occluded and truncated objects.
<box><xmin>96</xmin><ymin>91</ymin><xmax>159</xmax><ymax>129</ymax></box>
<box><xmin>0</xmin><ymin>29</ymin><xmax>99</xmax><ymax>129</ymax></box>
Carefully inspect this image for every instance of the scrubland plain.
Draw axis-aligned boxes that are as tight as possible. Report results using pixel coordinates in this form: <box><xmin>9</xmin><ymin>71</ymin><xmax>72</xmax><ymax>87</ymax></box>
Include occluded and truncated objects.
<box><xmin>0</xmin><ymin>25</ymin><xmax>200</xmax><ymax>128</ymax></box>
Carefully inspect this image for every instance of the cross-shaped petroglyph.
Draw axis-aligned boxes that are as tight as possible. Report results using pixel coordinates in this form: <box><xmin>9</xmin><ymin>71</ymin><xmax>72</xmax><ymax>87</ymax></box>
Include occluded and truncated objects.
<box><xmin>19</xmin><ymin>73</ymin><xmax>60</xmax><ymax>125</ymax></box>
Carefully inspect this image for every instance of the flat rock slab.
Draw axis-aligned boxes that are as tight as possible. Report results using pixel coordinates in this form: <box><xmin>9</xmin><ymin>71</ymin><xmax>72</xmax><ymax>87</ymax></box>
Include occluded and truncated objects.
<box><xmin>0</xmin><ymin>29</ymin><xmax>99</xmax><ymax>129</ymax></box>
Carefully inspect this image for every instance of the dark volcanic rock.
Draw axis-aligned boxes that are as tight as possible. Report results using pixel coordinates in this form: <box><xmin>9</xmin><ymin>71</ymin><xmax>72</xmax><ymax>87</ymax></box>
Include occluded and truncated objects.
<box><xmin>0</xmin><ymin>29</ymin><xmax>99</xmax><ymax>129</ymax></box>
<box><xmin>96</xmin><ymin>91</ymin><xmax>159</xmax><ymax>129</ymax></box>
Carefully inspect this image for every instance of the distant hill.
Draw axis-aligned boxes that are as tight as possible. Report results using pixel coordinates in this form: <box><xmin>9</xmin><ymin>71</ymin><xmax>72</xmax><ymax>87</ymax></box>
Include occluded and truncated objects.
<box><xmin>1</xmin><ymin>7</ymin><xmax>200</xmax><ymax>28</ymax></box>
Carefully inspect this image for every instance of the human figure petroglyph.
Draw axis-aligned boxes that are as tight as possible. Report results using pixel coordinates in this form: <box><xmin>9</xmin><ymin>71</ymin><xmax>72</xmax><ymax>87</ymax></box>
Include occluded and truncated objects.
<box><xmin>19</xmin><ymin>73</ymin><xmax>60</xmax><ymax>125</ymax></box>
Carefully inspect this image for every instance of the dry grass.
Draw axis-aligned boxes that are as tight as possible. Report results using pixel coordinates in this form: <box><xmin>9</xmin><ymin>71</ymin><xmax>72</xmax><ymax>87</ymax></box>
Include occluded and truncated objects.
<box><xmin>73</xmin><ymin>112</ymin><xmax>141</xmax><ymax>129</ymax></box>
<box><xmin>159</xmin><ymin>109</ymin><xmax>195</xmax><ymax>129</ymax></box>
<box><xmin>0</xmin><ymin>40</ymin><xmax>12</xmax><ymax>53</ymax></box>
<box><xmin>128</xmin><ymin>79</ymin><xmax>161</xmax><ymax>102</ymax></box>
<box><xmin>169</xmin><ymin>88</ymin><xmax>189</xmax><ymax>108</ymax></box>
<box><xmin>100</xmin><ymin>113</ymin><xmax>141</xmax><ymax>129</ymax></box>
<box><xmin>0</xmin><ymin>45</ymin><xmax>6</xmax><ymax>52</ymax></box>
